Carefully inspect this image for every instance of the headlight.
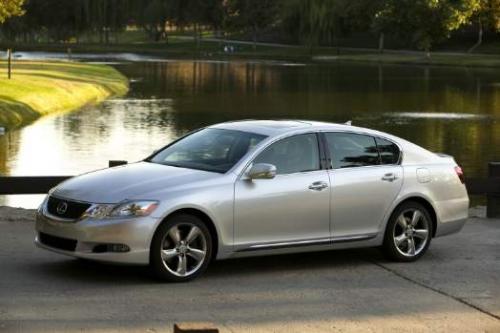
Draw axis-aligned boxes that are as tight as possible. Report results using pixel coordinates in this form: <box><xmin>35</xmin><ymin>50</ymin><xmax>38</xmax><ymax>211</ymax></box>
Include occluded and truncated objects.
<box><xmin>84</xmin><ymin>200</ymin><xmax>159</xmax><ymax>219</ymax></box>
<box><xmin>109</xmin><ymin>200</ymin><xmax>159</xmax><ymax>217</ymax></box>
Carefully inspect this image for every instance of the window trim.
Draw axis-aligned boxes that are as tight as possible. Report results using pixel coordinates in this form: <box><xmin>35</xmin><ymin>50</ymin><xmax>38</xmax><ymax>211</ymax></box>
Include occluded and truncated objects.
<box><xmin>374</xmin><ymin>136</ymin><xmax>402</xmax><ymax>166</ymax></box>
<box><xmin>242</xmin><ymin>132</ymin><xmax>325</xmax><ymax>177</ymax></box>
<box><xmin>320</xmin><ymin>131</ymin><xmax>402</xmax><ymax>170</ymax></box>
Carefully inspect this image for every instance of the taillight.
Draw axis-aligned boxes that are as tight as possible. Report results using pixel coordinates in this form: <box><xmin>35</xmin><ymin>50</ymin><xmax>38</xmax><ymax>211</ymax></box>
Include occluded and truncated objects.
<box><xmin>454</xmin><ymin>166</ymin><xmax>465</xmax><ymax>184</ymax></box>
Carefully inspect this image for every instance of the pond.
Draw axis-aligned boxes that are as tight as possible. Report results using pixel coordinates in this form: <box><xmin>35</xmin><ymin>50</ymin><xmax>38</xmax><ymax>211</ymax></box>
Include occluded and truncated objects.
<box><xmin>1</xmin><ymin>58</ymin><xmax>500</xmax><ymax>207</ymax></box>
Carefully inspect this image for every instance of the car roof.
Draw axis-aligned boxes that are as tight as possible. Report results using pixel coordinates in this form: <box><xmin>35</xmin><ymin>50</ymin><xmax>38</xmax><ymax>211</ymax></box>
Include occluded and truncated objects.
<box><xmin>210</xmin><ymin>119</ymin><xmax>360</xmax><ymax>137</ymax></box>
<box><xmin>210</xmin><ymin>119</ymin><xmax>440</xmax><ymax>166</ymax></box>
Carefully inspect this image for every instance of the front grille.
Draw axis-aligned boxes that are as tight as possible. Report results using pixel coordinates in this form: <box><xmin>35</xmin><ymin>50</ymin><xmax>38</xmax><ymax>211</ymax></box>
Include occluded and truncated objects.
<box><xmin>47</xmin><ymin>196</ymin><xmax>91</xmax><ymax>220</ymax></box>
<box><xmin>39</xmin><ymin>232</ymin><xmax>77</xmax><ymax>252</ymax></box>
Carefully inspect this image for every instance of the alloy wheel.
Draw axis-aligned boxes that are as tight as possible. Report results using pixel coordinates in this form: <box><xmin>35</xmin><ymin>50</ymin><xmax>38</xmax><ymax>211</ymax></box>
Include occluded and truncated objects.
<box><xmin>392</xmin><ymin>208</ymin><xmax>430</xmax><ymax>257</ymax></box>
<box><xmin>160</xmin><ymin>223</ymin><xmax>207</xmax><ymax>277</ymax></box>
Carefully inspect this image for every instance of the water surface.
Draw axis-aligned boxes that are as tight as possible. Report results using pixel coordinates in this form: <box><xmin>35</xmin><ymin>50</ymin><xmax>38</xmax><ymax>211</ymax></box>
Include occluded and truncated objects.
<box><xmin>2</xmin><ymin>59</ymin><xmax>500</xmax><ymax>207</ymax></box>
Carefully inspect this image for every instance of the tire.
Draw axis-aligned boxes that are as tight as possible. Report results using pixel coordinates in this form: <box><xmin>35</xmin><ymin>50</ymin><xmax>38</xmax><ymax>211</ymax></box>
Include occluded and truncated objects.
<box><xmin>382</xmin><ymin>201</ymin><xmax>433</xmax><ymax>262</ymax></box>
<box><xmin>150</xmin><ymin>214</ymin><xmax>213</xmax><ymax>282</ymax></box>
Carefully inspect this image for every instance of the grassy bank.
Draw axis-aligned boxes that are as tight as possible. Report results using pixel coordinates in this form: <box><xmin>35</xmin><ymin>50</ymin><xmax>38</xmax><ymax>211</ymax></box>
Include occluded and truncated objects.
<box><xmin>5</xmin><ymin>38</ymin><xmax>500</xmax><ymax>68</ymax></box>
<box><xmin>0</xmin><ymin>61</ymin><xmax>128</xmax><ymax>129</ymax></box>
<box><xmin>314</xmin><ymin>51</ymin><xmax>500</xmax><ymax>68</ymax></box>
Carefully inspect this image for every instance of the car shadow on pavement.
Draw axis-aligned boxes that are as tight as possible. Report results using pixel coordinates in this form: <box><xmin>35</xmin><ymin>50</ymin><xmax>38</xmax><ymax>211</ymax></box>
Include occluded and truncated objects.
<box><xmin>31</xmin><ymin>247</ymin><xmax>386</xmax><ymax>284</ymax></box>
<box><xmin>206</xmin><ymin>247</ymin><xmax>384</xmax><ymax>278</ymax></box>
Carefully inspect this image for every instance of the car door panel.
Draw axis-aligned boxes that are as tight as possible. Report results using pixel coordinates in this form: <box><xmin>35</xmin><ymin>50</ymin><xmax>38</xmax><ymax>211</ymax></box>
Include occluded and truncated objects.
<box><xmin>322</xmin><ymin>132</ymin><xmax>404</xmax><ymax>238</ymax></box>
<box><xmin>234</xmin><ymin>171</ymin><xmax>331</xmax><ymax>248</ymax></box>
<box><xmin>233</xmin><ymin>133</ymin><xmax>331</xmax><ymax>250</ymax></box>
<box><xmin>328</xmin><ymin>166</ymin><xmax>403</xmax><ymax>237</ymax></box>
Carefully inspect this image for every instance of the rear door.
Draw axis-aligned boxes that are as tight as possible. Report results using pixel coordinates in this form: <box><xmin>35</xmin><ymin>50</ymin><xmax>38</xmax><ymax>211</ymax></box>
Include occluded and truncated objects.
<box><xmin>323</xmin><ymin>132</ymin><xmax>403</xmax><ymax>238</ymax></box>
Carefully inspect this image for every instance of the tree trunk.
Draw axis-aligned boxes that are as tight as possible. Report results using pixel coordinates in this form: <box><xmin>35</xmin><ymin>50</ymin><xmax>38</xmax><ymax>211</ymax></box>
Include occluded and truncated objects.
<box><xmin>104</xmin><ymin>27</ymin><xmax>110</xmax><ymax>44</ymax></box>
<box><xmin>252</xmin><ymin>25</ymin><xmax>257</xmax><ymax>51</ymax></box>
<box><xmin>217</xmin><ymin>28</ymin><xmax>222</xmax><ymax>48</ymax></box>
<box><xmin>194</xmin><ymin>24</ymin><xmax>199</xmax><ymax>50</ymax></box>
<box><xmin>378</xmin><ymin>32</ymin><xmax>384</xmax><ymax>54</ymax></box>
<box><xmin>468</xmin><ymin>17</ymin><xmax>483</xmax><ymax>53</ymax></box>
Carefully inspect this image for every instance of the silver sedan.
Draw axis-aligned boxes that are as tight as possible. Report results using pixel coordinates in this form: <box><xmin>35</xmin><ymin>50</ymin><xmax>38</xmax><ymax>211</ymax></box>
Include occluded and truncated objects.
<box><xmin>35</xmin><ymin>120</ymin><xmax>469</xmax><ymax>281</ymax></box>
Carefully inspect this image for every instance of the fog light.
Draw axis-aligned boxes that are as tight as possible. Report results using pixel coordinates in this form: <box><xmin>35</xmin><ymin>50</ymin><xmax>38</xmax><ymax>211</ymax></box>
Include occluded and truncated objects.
<box><xmin>109</xmin><ymin>244</ymin><xmax>130</xmax><ymax>252</ymax></box>
<box><xmin>92</xmin><ymin>243</ymin><xmax>130</xmax><ymax>253</ymax></box>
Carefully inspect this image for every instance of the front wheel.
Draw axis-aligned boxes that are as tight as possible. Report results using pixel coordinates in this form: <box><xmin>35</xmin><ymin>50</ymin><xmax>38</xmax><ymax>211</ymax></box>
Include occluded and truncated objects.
<box><xmin>383</xmin><ymin>201</ymin><xmax>433</xmax><ymax>262</ymax></box>
<box><xmin>150</xmin><ymin>214</ymin><xmax>213</xmax><ymax>282</ymax></box>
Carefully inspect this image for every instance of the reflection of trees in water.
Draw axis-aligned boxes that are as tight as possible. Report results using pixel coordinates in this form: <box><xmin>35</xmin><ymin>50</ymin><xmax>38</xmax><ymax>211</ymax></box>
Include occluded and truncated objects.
<box><xmin>0</xmin><ymin>130</ymin><xmax>21</xmax><ymax>175</ymax></box>
<box><xmin>3</xmin><ymin>61</ymin><xmax>500</xmax><ymax>181</ymax></box>
<box><xmin>119</xmin><ymin>61</ymin><xmax>500</xmax><ymax>177</ymax></box>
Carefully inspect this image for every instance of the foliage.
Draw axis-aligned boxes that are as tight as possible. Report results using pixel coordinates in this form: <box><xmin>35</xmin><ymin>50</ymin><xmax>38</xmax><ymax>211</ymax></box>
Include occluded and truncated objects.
<box><xmin>0</xmin><ymin>0</ymin><xmax>499</xmax><ymax>51</ymax></box>
<box><xmin>0</xmin><ymin>0</ymin><xmax>24</xmax><ymax>24</ymax></box>
<box><xmin>282</xmin><ymin>0</ymin><xmax>337</xmax><ymax>47</ymax></box>
<box><xmin>227</xmin><ymin>0</ymin><xmax>280</xmax><ymax>45</ymax></box>
<box><xmin>373</xmin><ymin>0</ymin><xmax>481</xmax><ymax>51</ymax></box>
<box><xmin>476</xmin><ymin>0</ymin><xmax>500</xmax><ymax>30</ymax></box>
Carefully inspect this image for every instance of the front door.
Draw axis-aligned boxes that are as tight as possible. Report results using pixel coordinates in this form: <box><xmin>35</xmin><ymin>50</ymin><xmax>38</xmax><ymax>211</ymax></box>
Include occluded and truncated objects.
<box><xmin>234</xmin><ymin>133</ymin><xmax>331</xmax><ymax>249</ymax></box>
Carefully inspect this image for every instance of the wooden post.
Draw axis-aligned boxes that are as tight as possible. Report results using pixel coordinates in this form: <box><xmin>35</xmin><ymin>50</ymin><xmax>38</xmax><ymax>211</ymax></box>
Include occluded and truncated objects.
<box><xmin>67</xmin><ymin>47</ymin><xmax>72</xmax><ymax>60</ymax></box>
<box><xmin>378</xmin><ymin>33</ymin><xmax>385</xmax><ymax>54</ymax></box>
<box><xmin>108</xmin><ymin>160</ymin><xmax>128</xmax><ymax>168</ymax></box>
<box><xmin>173</xmin><ymin>323</ymin><xmax>218</xmax><ymax>333</ymax></box>
<box><xmin>7</xmin><ymin>48</ymin><xmax>12</xmax><ymax>79</ymax></box>
<box><xmin>487</xmin><ymin>162</ymin><xmax>500</xmax><ymax>218</ymax></box>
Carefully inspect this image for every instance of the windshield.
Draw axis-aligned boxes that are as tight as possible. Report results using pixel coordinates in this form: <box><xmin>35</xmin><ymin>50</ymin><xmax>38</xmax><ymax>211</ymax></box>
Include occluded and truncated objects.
<box><xmin>149</xmin><ymin>128</ymin><xmax>267</xmax><ymax>173</ymax></box>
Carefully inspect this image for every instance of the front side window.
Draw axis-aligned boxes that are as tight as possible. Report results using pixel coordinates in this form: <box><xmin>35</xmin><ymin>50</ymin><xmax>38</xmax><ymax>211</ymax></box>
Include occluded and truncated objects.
<box><xmin>376</xmin><ymin>137</ymin><xmax>401</xmax><ymax>164</ymax></box>
<box><xmin>150</xmin><ymin>128</ymin><xmax>267</xmax><ymax>173</ymax></box>
<box><xmin>325</xmin><ymin>132</ymin><xmax>379</xmax><ymax>169</ymax></box>
<box><xmin>253</xmin><ymin>133</ymin><xmax>320</xmax><ymax>175</ymax></box>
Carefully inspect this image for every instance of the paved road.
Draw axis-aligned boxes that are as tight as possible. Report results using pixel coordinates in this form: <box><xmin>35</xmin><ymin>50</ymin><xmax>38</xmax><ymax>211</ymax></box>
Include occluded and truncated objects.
<box><xmin>0</xmin><ymin>210</ymin><xmax>499</xmax><ymax>332</ymax></box>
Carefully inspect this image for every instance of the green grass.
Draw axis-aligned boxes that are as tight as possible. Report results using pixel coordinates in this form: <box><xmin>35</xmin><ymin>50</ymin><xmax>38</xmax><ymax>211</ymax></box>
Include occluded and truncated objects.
<box><xmin>6</xmin><ymin>38</ymin><xmax>500</xmax><ymax>68</ymax></box>
<box><xmin>0</xmin><ymin>60</ymin><xmax>129</xmax><ymax>129</ymax></box>
<box><xmin>319</xmin><ymin>52</ymin><xmax>500</xmax><ymax>68</ymax></box>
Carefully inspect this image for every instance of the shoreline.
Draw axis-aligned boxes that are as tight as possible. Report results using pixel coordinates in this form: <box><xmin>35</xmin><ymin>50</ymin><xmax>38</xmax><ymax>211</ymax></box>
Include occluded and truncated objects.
<box><xmin>0</xmin><ymin>60</ymin><xmax>129</xmax><ymax>130</ymax></box>
<box><xmin>4</xmin><ymin>41</ymin><xmax>500</xmax><ymax>69</ymax></box>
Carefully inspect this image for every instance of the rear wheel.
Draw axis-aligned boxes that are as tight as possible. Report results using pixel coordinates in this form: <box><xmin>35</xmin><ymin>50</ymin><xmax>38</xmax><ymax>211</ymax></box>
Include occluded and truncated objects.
<box><xmin>150</xmin><ymin>214</ymin><xmax>212</xmax><ymax>282</ymax></box>
<box><xmin>383</xmin><ymin>201</ymin><xmax>432</xmax><ymax>262</ymax></box>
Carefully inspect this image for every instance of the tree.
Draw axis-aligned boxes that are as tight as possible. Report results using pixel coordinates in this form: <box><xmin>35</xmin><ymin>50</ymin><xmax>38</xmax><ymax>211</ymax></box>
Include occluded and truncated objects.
<box><xmin>0</xmin><ymin>0</ymin><xmax>25</xmax><ymax>24</ymax></box>
<box><xmin>468</xmin><ymin>0</ymin><xmax>500</xmax><ymax>52</ymax></box>
<box><xmin>228</xmin><ymin>0</ymin><xmax>280</xmax><ymax>50</ymax></box>
<box><xmin>282</xmin><ymin>0</ymin><xmax>341</xmax><ymax>52</ymax></box>
<box><xmin>140</xmin><ymin>0</ymin><xmax>169</xmax><ymax>42</ymax></box>
<box><xmin>373</xmin><ymin>0</ymin><xmax>480</xmax><ymax>54</ymax></box>
<box><xmin>332</xmin><ymin>0</ymin><xmax>385</xmax><ymax>51</ymax></box>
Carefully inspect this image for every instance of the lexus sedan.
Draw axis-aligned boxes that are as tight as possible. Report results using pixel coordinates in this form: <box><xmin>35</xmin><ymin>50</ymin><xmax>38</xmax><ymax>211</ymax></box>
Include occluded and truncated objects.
<box><xmin>36</xmin><ymin>120</ymin><xmax>469</xmax><ymax>281</ymax></box>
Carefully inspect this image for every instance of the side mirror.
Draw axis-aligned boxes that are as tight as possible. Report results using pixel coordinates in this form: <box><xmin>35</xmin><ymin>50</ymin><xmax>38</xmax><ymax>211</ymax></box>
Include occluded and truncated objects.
<box><xmin>247</xmin><ymin>163</ymin><xmax>277</xmax><ymax>180</ymax></box>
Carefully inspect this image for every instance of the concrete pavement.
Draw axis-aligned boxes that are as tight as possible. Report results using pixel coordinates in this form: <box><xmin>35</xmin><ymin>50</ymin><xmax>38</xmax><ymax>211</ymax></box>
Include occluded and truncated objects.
<box><xmin>0</xmin><ymin>208</ymin><xmax>499</xmax><ymax>332</ymax></box>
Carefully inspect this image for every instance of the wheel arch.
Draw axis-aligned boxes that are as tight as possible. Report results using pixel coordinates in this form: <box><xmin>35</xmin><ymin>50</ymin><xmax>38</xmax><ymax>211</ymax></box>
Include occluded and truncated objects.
<box><xmin>389</xmin><ymin>196</ymin><xmax>438</xmax><ymax>238</ymax></box>
<box><xmin>153</xmin><ymin>208</ymin><xmax>220</xmax><ymax>260</ymax></box>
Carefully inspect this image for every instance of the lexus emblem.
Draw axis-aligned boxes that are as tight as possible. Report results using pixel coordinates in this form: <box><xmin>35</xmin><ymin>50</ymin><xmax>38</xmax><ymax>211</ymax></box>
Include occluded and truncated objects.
<box><xmin>56</xmin><ymin>202</ymin><xmax>68</xmax><ymax>215</ymax></box>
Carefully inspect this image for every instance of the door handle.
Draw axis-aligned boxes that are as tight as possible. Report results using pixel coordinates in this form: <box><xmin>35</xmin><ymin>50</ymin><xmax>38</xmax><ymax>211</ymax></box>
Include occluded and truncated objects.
<box><xmin>308</xmin><ymin>181</ymin><xmax>329</xmax><ymax>191</ymax></box>
<box><xmin>381</xmin><ymin>173</ymin><xmax>398</xmax><ymax>182</ymax></box>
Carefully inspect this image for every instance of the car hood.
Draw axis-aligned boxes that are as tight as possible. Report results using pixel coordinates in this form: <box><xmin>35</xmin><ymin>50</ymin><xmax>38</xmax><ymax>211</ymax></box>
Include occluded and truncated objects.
<box><xmin>52</xmin><ymin>162</ymin><xmax>221</xmax><ymax>203</ymax></box>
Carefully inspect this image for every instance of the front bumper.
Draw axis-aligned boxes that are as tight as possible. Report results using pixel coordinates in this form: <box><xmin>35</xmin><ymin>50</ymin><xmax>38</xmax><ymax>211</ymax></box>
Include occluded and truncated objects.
<box><xmin>35</xmin><ymin>210</ymin><xmax>157</xmax><ymax>265</ymax></box>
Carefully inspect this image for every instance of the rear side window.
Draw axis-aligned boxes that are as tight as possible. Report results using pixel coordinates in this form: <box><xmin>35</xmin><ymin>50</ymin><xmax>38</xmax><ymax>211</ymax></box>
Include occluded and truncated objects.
<box><xmin>376</xmin><ymin>137</ymin><xmax>400</xmax><ymax>165</ymax></box>
<box><xmin>325</xmin><ymin>133</ymin><xmax>379</xmax><ymax>169</ymax></box>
